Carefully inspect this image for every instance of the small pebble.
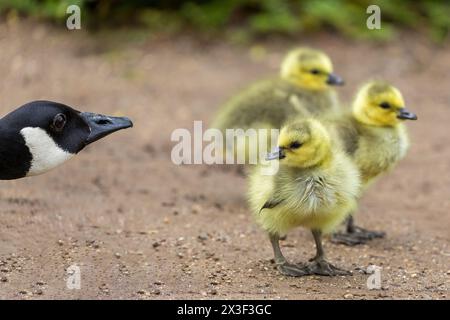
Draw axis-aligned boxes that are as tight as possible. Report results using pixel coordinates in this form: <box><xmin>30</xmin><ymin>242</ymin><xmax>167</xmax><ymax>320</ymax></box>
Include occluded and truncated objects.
<box><xmin>191</xmin><ymin>205</ymin><xmax>201</xmax><ymax>214</ymax></box>
<box><xmin>152</xmin><ymin>242</ymin><xmax>161</xmax><ymax>249</ymax></box>
<box><xmin>33</xmin><ymin>289</ymin><xmax>43</xmax><ymax>295</ymax></box>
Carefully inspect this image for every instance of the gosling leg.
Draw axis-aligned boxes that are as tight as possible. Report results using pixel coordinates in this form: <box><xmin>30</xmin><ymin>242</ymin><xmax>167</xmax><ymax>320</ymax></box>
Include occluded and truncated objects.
<box><xmin>269</xmin><ymin>233</ymin><xmax>308</xmax><ymax>277</ymax></box>
<box><xmin>346</xmin><ymin>216</ymin><xmax>386</xmax><ymax>239</ymax></box>
<box><xmin>331</xmin><ymin>215</ymin><xmax>385</xmax><ymax>246</ymax></box>
<box><xmin>304</xmin><ymin>230</ymin><xmax>351</xmax><ymax>276</ymax></box>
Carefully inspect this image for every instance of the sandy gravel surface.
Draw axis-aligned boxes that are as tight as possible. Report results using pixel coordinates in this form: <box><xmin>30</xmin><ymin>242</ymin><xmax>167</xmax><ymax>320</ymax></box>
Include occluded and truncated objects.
<box><xmin>0</xmin><ymin>20</ymin><xmax>448</xmax><ymax>299</ymax></box>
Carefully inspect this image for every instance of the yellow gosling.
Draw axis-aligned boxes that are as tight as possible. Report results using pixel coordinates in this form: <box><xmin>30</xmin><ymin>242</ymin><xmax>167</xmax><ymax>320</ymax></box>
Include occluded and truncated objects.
<box><xmin>248</xmin><ymin>119</ymin><xmax>360</xmax><ymax>276</ymax></box>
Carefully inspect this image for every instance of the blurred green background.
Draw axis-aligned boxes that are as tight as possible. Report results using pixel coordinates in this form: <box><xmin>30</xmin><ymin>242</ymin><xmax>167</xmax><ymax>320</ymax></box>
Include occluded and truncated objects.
<box><xmin>0</xmin><ymin>0</ymin><xmax>449</xmax><ymax>43</ymax></box>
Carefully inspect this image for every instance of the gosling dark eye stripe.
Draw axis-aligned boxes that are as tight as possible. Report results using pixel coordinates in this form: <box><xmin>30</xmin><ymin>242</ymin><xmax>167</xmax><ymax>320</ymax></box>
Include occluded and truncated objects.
<box><xmin>290</xmin><ymin>142</ymin><xmax>302</xmax><ymax>149</ymax></box>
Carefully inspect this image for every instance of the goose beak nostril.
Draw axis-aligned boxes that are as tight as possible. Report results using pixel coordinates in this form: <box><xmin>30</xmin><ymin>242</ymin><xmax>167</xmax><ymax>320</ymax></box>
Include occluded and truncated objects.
<box><xmin>80</xmin><ymin>112</ymin><xmax>133</xmax><ymax>145</ymax></box>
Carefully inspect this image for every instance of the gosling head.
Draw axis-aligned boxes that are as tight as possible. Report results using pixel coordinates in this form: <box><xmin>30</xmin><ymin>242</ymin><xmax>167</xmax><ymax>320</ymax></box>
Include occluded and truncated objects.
<box><xmin>280</xmin><ymin>47</ymin><xmax>344</xmax><ymax>91</ymax></box>
<box><xmin>266</xmin><ymin>119</ymin><xmax>331</xmax><ymax>168</ymax></box>
<box><xmin>353</xmin><ymin>81</ymin><xmax>417</xmax><ymax>127</ymax></box>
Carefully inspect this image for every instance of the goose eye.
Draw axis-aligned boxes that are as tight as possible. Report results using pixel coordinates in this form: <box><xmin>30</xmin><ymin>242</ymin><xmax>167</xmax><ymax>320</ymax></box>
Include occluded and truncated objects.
<box><xmin>52</xmin><ymin>113</ymin><xmax>67</xmax><ymax>132</ymax></box>
<box><xmin>290</xmin><ymin>141</ymin><xmax>302</xmax><ymax>149</ymax></box>
<box><xmin>379</xmin><ymin>102</ymin><xmax>391</xmax><ymax>109</ymax></box>
<box><xmin>310</xmin><ymin>69</ymin><xmax>320</xmax><ymax>75</ymax></box>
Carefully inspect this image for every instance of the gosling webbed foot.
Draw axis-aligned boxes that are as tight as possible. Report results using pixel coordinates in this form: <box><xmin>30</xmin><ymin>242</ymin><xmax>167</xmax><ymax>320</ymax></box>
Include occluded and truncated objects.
<box><xmin>330</xmin><ymin>232</ymin><xmax>369</xmax><ymax>246</ymax></box>
<box><xmin>303</xmin><ymin>259</ymin><xmax>352</xmax><ymax>276</ymax></box>
<box><xmin>331</xmin><ymin>226</ymin><xmax>385</xmax><ymax>246</ymax></box>
<box><xmin>277</xmin><ymin>262</ymin><xmax>309</xmax><ymax>277</ymax></box>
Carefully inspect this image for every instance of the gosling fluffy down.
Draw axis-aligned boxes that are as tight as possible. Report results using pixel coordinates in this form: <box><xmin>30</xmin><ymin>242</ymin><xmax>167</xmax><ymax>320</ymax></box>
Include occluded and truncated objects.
<box><xmin>249</xmin><ymin>119</ymin><xmax>360</xmax><ymax>235</ymax></box>
<box><xmin>211</xmin><ymin>47</ymin><xmax>344</xmax><ymax>164</ymax></box>
<box><xmin>212</xmin><ymin>47</ymin><xmax>344</xmax><ymax>132</ymax></box>
<box><xmin>331</xmin><ymin>81</ymin><xmax>416</xmax><ymax>186</ymax></box>
<box><xmin>248</xmin><ymin>119</ymin><xmax>360</xmax><ymax>276</ymax></box>
<box><xmin>324</xmin><ymin>81</ymin><xmax>417</xmax><ymax>245</ymax></box>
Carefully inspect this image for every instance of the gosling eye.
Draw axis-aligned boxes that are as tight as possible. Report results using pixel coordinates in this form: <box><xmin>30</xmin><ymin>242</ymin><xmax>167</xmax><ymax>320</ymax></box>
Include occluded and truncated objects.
<box><xmin>310</xmin><ymin>69</ymin><xmax>321</xmax><ymax>75</ymax></box>
<box><xmin>379</xmin><ymin>102</ymin><xmax>391</xmax><ymax>109</ymax></box>
<box><xmin>290</xmin><ymin>141</ymin><xmax>302</xmax><ymax>149</ymax></box>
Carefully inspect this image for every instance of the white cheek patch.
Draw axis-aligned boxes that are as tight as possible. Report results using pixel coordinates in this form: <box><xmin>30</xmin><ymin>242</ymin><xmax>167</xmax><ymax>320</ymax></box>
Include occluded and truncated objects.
<box><xmin>20</xmin><ymin>127</ymin><xmax>74</xmax><ymax>176</ymax></box>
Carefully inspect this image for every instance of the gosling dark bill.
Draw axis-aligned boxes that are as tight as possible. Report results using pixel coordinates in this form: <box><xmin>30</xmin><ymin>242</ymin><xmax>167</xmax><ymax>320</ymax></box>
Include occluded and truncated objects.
<box><xmin>326</xmin><ymin>73</ymin><xmax>345</xmax><ymax>86</ymax></box>
<box><xmin>266</xmin><ymin>147</ymin><xmax>286</xmax><ymax>161</ymax></box>
<box><xmin>397</xmin><ymin>108</ymin><xmax>417</xmax><ymax>120</ymax></box>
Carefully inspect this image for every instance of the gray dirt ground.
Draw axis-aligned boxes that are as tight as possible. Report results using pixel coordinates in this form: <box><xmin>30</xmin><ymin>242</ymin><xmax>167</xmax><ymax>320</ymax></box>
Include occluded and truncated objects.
<box><xmin>0</xmin><ymin>20</ymin><xmax>449</xmax><ymax>299</ymax></box>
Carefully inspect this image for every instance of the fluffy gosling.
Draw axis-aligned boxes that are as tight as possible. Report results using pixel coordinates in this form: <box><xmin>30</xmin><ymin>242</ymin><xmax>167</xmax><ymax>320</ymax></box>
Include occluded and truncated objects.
<box><xmin>211</xmin><ymin>47</ymin><xmax>344</xmax><ymax>163</ymax></box>
<box><xmin>248</xmin><ymin>119</ymin><xmax>360</xmax><ymax>276</ymax></box>
<box><xmin>327</xmin><ymin>81</ymin><xmax>417</xmax><ymax>245</ymax></box>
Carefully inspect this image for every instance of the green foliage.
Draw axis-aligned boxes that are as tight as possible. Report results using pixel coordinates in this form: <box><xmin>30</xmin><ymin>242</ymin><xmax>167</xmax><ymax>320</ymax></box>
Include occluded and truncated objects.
<box><xmin>421</xmin><ymin>0</ymin><xmax>450</xmax><ymax>42</ymax></box>
<box><xmin>0</xmin><ymin>0</ymin><xmax>85</xmax><ymax>20</ymax></box>
<box><xmin>248</xmin><ymin>0</ymin><xmax>301</xmax><ymax>34</ymax></box>
<box><xmin>0</xmin><ymin>0</ymin><xmax>449</xmax><ymax>43</ymax></box>
<box><xmin>180</xmin><ymin>1</ymin><xmax>237</xmax><ymax>30</ymax></box>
